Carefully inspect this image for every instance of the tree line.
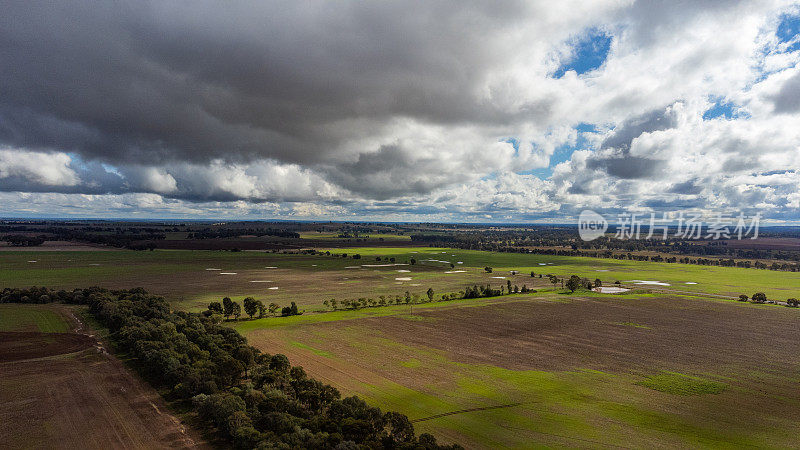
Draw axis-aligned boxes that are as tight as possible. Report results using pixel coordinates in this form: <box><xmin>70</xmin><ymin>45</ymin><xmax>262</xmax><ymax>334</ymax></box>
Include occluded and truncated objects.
<box><xmin>0</xmin><ymin>286</ymin><xmax>460</xmax><ymax>449</ymax></box>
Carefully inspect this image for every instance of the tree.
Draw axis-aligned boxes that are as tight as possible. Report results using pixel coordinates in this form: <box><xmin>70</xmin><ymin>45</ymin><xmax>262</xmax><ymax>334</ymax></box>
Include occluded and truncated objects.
<box><xmin>222</xmin><ymin>297</ymin><xmax>234</xmax><ymax>320</ymax></box>
<box><xmin>738</xmin><ymin>294</ymin><xmax>748</xmax><ymax>302</ymax></box>
<box><xmin>484</xmin><ymin>266</ymin><xmax>493</xmax><ymax>273</ymax></box>
<box><xmin>208</xmin><ymin>301</ymin><xmax>223</xmax><ymax>314</ymax></box>
<box><xmin>410</xmin><ymin>258</ymin><xmax>416</xmax><ymax>265</ymax></box>
<box><xmin>256</xmin><ymin>300</ymin><xmax>266</xmax><ymax>318</ymax></box>
<box><xmin>530</xmin><ymin>271</ymin><xmax>535</xmax><ymax>278</ymax></box>
<box><xmin>786</xmin><ymin>298</ymin><xmax>799</xmax><ymax>307</ymax></box>
<box><xmin>594</xmin><ymin>278</ymin><xmax>602</xmax><ymax>287</ymax></box>
<box><xmin>751</xmin><ymin>292</ymin><xmax>767</xmax><ymax>303</ymax></box>
<box><xmin>565</xmin><ymin>275</ymin><xmax>582</xmax><ymax>293</ymax></box>
<box><xmin>243</xmin><ymin>297</ymin><xmax>258</xmax><ymax>319</ymax></box>
<box><xmin>426</xmin><ymin>288</ymin><xmax>434</xmax><ymax>302</ymax></box>
<box><xmin>290</xmin><ymin>301</ymin><xmax>299</xmax><ymax>316</ymax></box>
<box><xmin>231</xmin><ymin>302</ymin><xmax>241</xmax><ymax>320</ymax></box>
<box><xmin>268</xmin><ymin>302</ymin><xmax>279</xmax><ymax>316</ymax></box>
<box><xmin>507</xmin><ymin>280</ymin><xmax>512</xmax><ymax>294</ymax></box>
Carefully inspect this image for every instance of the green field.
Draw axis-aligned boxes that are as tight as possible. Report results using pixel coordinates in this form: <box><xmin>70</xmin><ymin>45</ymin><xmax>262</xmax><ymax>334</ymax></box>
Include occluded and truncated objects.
<box><xmin>0</xmin><ymin>304</ymin><xmax>72</xmax><ymax>332</ymax></box>
<box><xmin>1</xmin><ymin>247</ymin><xmax>798</xmax><ymax>314</ymax></box>
<box><xmin>299</xmin><ymin>232</ymin><xmax>411</xmax><ymax>240</ymax></box>
<box><xmin>239</xmin><ymin>290</ymin><xmax>800</xmax><ymax>448</ymax></box>
<box><xmin>2</xmin><ymin>245</ymin><xmax>800</xmax><ymax>447</ymax></box>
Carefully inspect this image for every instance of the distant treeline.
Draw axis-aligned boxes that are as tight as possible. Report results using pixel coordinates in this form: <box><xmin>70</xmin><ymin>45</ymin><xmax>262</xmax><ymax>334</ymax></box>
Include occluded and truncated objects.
<box><xmin>188</xmin><ymin>228</ymin><xmax>300</xmax><ymax>239</ymax></box>
<box><xmin>0</xmin><ymin>286</ymin><xmax>458</xmax><ymax>449</ymax></box>
<box><xmin>0</xmin><ymin>225</ymin><xmax>166</xmax><ymax>249</ymax></box>
<box><xmin>410</xmin><ymin>234</ymin><xmax>800</xmax><ymax>272</ymax></box>
<box><xmin>1</xmin><ymin>234</ymin><xmax>46</xmax><ymax>246</ymax></box>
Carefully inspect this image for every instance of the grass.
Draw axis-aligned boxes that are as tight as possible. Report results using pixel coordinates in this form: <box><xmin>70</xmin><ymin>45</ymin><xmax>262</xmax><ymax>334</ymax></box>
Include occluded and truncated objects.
<box><xmin>636</xmin><ymin>372</ymin><xmax>727</xmax><ymax>396</ymax></box>
<box><xmin>1</xmin><ymin>247</ymin><xmax>798</xmax><ymax>313</ymax></box>
<box><xmin>0</xmin><ymin>304</ymin><xmax>71</xmax><ymax>332</ymax></box>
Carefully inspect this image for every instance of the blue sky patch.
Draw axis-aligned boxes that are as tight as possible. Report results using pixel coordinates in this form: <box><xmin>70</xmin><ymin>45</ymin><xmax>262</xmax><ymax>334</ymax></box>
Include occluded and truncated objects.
<box><xmin>522</xmin><ymin>123</ymin><xmax>597</xmax><ymax>179</ymax></box>
<box><xmin>702</xmin><ymin>98</ymin><xmax>747</xmax><ymax>120</ymax></box>
<box><xmin>553</xmin><ymin>29</ymin><xmax>612</xmax><ymax>78</ymax></box>
<box><xmin>777</xmin><ymin>13</ymin><xmax>800</xmax><ymax>52</ymax></box>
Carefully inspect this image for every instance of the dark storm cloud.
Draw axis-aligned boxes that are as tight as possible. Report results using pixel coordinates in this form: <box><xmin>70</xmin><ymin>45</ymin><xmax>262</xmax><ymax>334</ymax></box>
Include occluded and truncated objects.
<box><xmin>771</xmin><ymin>70</ymin><xmax>800</xmax><ymax>113</ymax></box>
<box><xmin>599</xmin><ymin>107</ymin><xmax>678</xmax><ymax>151</ymax></box>
<box><xmin>0</xmin><ymin>0</ymin><xmax>534</xmax><ymax>170</ymax></box>
<box><xmin>667</xmin><ymin>179</ymin><xmax>703</xmax><ymax>195</ymax></box>
<box><xmin>576</xmin><ymin>106</ymin><xmax>676</xmax><ymax>180</ymax></box>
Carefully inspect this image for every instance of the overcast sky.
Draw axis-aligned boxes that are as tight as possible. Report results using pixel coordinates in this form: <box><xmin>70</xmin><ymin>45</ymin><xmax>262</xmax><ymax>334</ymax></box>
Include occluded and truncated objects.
<box><xmin>1</xmin><ymin>1</ymin><xmax>800</xmax><ymax>222</ymax></box>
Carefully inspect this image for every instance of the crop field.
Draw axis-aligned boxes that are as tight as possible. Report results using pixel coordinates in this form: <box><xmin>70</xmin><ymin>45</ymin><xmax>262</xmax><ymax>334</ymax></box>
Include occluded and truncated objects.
<box><xmin>238</xmin><ymin>291</ymin><xmax>800</xmax><ymax>448</ymax></box>
<box><xmin>1</xmin><ymin>247</ymin><xmax>798</xmax><ymax>314</ymax></box>
<box><xmin>0</xmin><ymin>304</ymin><xmax>203</xmax><ymax>449</ymax></box>
<box><xmin>0</xmin><ymin>304</ymin><xmax>73</xmax><ymax>332</ymax></box>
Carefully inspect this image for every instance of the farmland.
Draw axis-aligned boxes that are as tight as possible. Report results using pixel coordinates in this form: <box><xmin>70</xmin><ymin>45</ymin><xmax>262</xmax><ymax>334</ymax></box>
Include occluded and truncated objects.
<box><xmin>1</xmin><ymin>247</ymin><xmax>799</xmax><ymax>312</ymax></box>
<box><xmin>0</xmin><ymin>304</ymin><xmax>204</xmax><ymax>449</ymax></box>
<box><xmin>2</xmin><ymin>244</ymin><xmax>799</xmax><ymax>448</ymax></box>
<box><xmin>237</xmin><ymin>291</ymin><xmax>800</xmax><ymax>448</ymax></box>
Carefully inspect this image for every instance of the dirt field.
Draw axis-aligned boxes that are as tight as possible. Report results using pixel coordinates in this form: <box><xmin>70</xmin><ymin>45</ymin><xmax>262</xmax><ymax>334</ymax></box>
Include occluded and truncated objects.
<box><xmin>245</xmin><ymin>293</ymin><xmax>800</xmax><ymax>448</ymax></box>
<box><xmin>0</xmin><ymin>307</ymin><xmax>206</xmax><ymax>449</ymax></box>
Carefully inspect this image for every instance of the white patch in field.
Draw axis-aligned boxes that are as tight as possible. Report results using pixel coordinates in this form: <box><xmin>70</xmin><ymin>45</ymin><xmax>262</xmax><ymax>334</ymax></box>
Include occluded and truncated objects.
<box><xmin>685</xmin><ymin>282</ymin><xmax>698</xmax><ymax>285</ymax></box>
<box><xmin>89</xmin><ymin>263</ymin><xmax>100</xmax><ymax>266</ymax></box>
<box><xmin>395</xmin><ymin>277</ymin><xmax>412</xmax><ymax>281</ymax></box>
<box><xmin>627</xmin><ymin>280</ymin><xmax>670</xmax><ymax>286</ymax></box>
<box><xmin>457</xmin><ymin>261</ymin><xmax>463</xmax><ymax>264</ymax></box>
<box><xmin>220</xmin><ymin>272</ymin><xmax>237</xmax><ymax>275</ymax></box>
<box><xmin>594</xmin><ymin>287</ymin><xmax>630</xmax><ymax>294</ymax></box>
<box><xmin>345</xmin><ymin>266</ymin><xmax>360</xmax><ymax>268</ymax></box>
<box><xmin>409</xmin><ymin>283</ymin><xmax>421</xmax><ymax>286</ymax></box>
<box><xmin>444</xmin><ymin>270</ymin><xmax>466</xmax><ymax>273</ymax></box>
<box><xmin>538</xmin><ymin>263</ymin><xmax>547</xmax><ymax>265</ymax></box>
<box><xmin>264</xmin><ymin>266</ymin><xmax>278</xmax><ymax>269</ymax></box>
<box><xmin>27</xmin><ymin>260</ymin><xmax>37</xmax><ymax>263</ymax></box>
<box><xmin>491</xmin><ymin>276</ymin><xmax>506</xmax><ymax>279</ymax></box>
<box><xmin>206</xmin><ymin>268</ymin><xmax>221</xmax><ymax>271</ymax></box>
<box><xmin>249</xmin><ymin>280</ymin><xmax>273</xmax><ymax>283</ymax></box>
<box><xmin>396</xmin><ymin>269</ymin><xmax>411</xmax><ymax>272</ymax></box>
<box><xmin>268</xmin><ymin>287</ymin><xmax>279</xmax><ymax>290</ymax></box>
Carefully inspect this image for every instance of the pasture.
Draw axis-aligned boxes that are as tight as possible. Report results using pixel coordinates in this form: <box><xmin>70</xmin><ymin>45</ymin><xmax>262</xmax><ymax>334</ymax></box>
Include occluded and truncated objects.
<box><xmin>1</xmin><ymin>247</ymin><xmax>798</xmax><ymax>314</ymax></box>
<box><xmin>238</xmin><ymin>291</ymin><xmax>800</xmax><ymax>448</ymax></box>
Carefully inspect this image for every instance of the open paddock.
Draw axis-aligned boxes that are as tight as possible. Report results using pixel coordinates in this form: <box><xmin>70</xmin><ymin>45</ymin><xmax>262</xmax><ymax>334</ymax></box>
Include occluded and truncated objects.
<box><xmin>241</xmin><ymin>292</ymin><xmax>800</xmax><ymax>448</ymax></box>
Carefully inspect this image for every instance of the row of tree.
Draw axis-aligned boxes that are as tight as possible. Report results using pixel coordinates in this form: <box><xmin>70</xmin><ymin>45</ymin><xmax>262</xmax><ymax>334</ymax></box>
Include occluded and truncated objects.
<box><xmin>738</xmin><ymin>292</ymin><xmax>799</xmax><ymax>307</ymax></box>
<box><xmin>0</xmin><ymin>286</ymin><xmax>459</xmax><ymax>449</ymax></box>
<box><xmin>205</xmin><ymin>297</ymin><xmax>301</xmax><ymax>321</ymax></box>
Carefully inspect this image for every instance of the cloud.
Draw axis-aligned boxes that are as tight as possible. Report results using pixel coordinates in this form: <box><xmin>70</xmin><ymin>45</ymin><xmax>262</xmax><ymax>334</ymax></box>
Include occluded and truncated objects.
<box><xmin>0</xmin><ymin>1</ymin><xmax>798</xmax><ymax>221</ymax></box>
<box><xmin>0</xmin><ymin>150</ymin><xmax>80</xmax><ymax>188</ymax></box>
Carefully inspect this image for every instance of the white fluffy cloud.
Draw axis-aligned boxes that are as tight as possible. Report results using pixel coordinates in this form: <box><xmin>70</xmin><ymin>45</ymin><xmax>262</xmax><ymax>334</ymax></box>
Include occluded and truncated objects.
<box><xmin>0</xmin><ymin>1</ymin><xmax>799</xmax><ymax>221</ymax></box>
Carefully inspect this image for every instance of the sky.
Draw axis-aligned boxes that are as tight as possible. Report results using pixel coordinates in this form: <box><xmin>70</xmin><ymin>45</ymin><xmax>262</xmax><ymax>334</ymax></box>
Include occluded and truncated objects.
<box><xmin>1</xmin><ymin>1</ymin><xmax>800</xmax><ymax>223</ymax></box>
